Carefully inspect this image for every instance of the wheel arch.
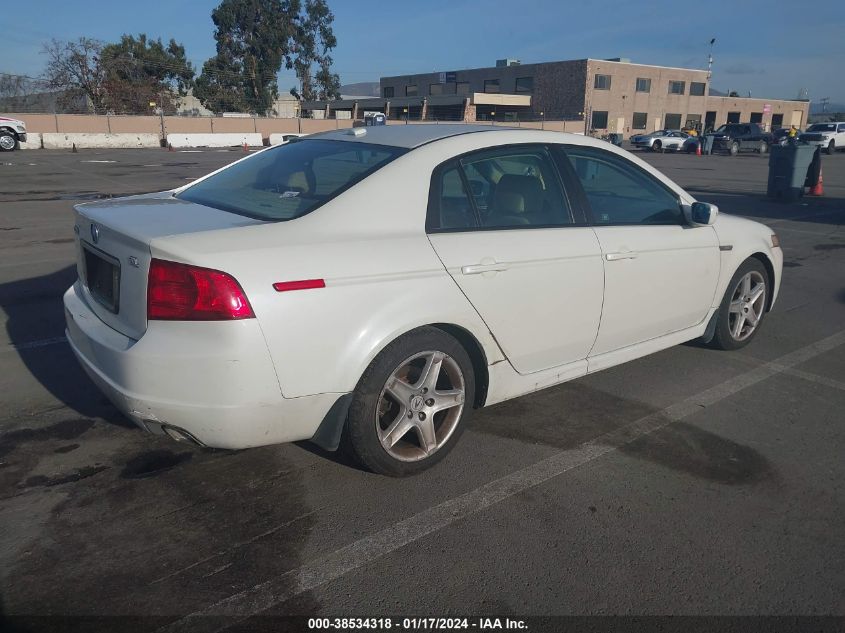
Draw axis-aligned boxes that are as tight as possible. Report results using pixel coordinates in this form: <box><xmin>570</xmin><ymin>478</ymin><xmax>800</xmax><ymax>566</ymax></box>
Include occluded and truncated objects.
<box><xmin>749</xmin><ymin>251</ymin><xmax>776</xmax><ymax>312</ymax></box>
<box><xmin>429</xmin><ymin>322</ymin><xmax>490</xmax><ymax>408</ymax></box>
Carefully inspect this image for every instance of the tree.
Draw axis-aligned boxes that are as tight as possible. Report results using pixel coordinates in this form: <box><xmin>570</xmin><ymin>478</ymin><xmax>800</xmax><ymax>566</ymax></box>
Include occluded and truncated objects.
<box><xmin>195</xmin><ymin>0</ymin><xmax>297</xmax><ymax>114</ymax></box>
<box><xmin>41</xmin><ymin>37</ymin><xmax>107</xmax><ymax>112</ymax></box>
<box><xmin>99</xmin><ymin>34</ymin><xmax>194</xmax><ymax>114</ymax></box>
<box><xmin>0</xmin><ymin>73</ymin><xmax>34</xmax><ymax>99</ymax></box>
<box><xmin>290</xmin><ymin>0</ymin><xmax>340</xmax><ymax>101</ymax></box>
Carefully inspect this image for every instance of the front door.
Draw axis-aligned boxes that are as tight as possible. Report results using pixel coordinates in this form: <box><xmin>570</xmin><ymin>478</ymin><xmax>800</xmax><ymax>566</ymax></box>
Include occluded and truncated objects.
<box><xmin>426</xmin><ymin>145</ymin><xmax>605</xmax><ymax>374</ymax></box>
<box><xmin>562</xmin><ymin>145</ymin><xmax>720</xmax><ymax>356</ymax></box>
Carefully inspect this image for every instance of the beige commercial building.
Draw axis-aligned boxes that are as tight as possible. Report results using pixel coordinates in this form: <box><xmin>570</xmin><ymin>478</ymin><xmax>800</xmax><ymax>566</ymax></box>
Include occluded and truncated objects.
<box><xmin>303</xmin><ymin>57</ymin><xmax>809</xmax><ymax>138</ymax></box>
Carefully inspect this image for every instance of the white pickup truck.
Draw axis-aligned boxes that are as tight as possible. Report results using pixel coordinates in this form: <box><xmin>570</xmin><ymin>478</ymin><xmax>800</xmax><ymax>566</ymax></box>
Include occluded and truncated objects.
<box><xmin>801</xmin><ymin>122</ymin><xmax>845</xmax><ymax>155</ymax></box>
<box><xmin>0</xmin><ymin>116</ymin><xmax>28</xmax><ymax>151</ymax></box>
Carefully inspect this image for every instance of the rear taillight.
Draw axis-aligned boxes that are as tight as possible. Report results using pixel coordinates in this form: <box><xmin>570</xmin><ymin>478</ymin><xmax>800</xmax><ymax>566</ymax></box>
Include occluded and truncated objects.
<box><xmin>147</xmin><ymin>259</ymin><xmax>254</xmax><ymax>321</ymax></box>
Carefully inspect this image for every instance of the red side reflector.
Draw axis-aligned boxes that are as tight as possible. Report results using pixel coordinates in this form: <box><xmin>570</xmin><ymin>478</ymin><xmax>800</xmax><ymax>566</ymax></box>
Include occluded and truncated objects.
<box><xmin>273</xmin><ymin>279</ymin><xmax>326</xmax><ymax>293</ymax></box>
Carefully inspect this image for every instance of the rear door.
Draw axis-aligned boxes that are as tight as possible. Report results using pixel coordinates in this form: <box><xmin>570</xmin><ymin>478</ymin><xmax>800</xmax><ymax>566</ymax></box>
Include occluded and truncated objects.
<box><xmin>427</xmin><ymin>144</ymin><xmax>604</xmax><ymax>375</ymax></box>
<box><xmin>561</xmin><ymin>145</ymin><xmax>720</xmax><ymax>356</ymax></box>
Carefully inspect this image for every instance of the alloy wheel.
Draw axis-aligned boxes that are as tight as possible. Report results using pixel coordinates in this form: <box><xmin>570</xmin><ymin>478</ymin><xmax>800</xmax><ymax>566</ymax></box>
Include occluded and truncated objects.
<box><xmin>728</xmin><ymin>271</ymin><xmax>766</xmax><ymax>341</ymax></box>
<box><xmin>0</xmin><ymin>134</ymin><xmax>15</xmax><ymax>151</ymax></box>
<box><xmin>375</xmin><ymin>350</ymin><xmax>465</xmax><ymax>462</ymax></box>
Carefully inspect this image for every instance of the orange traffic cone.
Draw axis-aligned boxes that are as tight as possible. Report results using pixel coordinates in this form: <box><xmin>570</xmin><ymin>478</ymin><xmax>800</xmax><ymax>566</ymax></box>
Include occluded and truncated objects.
<box><xmin>809</xmin><ymin>168</ymin><xmax>824</xmax><ymax>196</ymax></box>
<box><xmin>696</xmin><ymin>141</ymin><xmax>702</xmax><ymax>156</ymax></box>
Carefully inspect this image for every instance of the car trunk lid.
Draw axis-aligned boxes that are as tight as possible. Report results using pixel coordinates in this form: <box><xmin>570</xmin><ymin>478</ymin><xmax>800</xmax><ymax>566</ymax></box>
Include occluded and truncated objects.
<box><xmin>73</xmin><ymin>192</ymin><xmax>263</xmax><ymax>339</ymax></box>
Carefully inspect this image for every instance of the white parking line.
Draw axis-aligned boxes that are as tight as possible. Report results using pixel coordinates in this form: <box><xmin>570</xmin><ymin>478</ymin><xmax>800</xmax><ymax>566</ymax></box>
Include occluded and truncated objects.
<box><xmin>160</xmin><ymin>329</ymin><xmax>845</xmax><ymax>632</ymax></box>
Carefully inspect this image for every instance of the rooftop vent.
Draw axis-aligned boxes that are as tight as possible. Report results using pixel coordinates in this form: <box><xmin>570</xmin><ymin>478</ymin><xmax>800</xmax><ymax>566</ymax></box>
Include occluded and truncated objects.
<box><xmin>604</xmin><ymin>57</ymin><xmax>631</xmax><ymax>63</ymax></box>
<box><xmin>496</xmin><ymin>58</ymin><xmax>521</xmax><ymax>67</ymax></box>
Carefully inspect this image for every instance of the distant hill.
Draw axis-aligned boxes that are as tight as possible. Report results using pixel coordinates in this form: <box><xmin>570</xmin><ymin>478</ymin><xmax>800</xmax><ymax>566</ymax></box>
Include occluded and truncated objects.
<box><xmin>339</xmin><ymin>81</ymin><xmax>380</xmax><ymax>97</ymax></box>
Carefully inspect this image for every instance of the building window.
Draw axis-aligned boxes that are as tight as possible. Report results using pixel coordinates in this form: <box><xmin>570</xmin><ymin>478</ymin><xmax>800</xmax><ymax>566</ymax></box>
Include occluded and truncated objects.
<box><xmin>430</xmin><ymin>83</ymin><xmax>443</xmax><ymax>96</ymax></box>
<box><xmin>591</xmin><ymin>110</ymin><xmax>609</xmax><ymax>129</ymax></box>
<box><xmin>668</xmin><ymin>80</ymin><xmax>685</xmax><ymax>95</ymax></box>
<box><xmin>727</xmin><ymin>111</ymin><xmax>740</xmax><ymax>123</ymax></box>
<box><xmin>383</xmin><ymin>86</ymin><xmax>394</xmax><ymax>98</ymax></box>
<box><xmin>632</xmin><ymin>112</ymin><xmax>648</xmax><ymax>129</ymax></box>
<box><xmin>690</xmin><ymin>82</ymin><xmax>706</xmax><ymax>96</ymax></box>
<box><xmin>750</xmin><ymin>112</ymin><xmax>763</xmax><ymax>124</ymax></box>
<box><xmin>515</xmin><ymin>76</ymin><xmax>533</xmax><ymax>93</ymax></box>
<box><xmin>635</xmin><ymin>78</ymin><xmax>651</xmax><ymax>93</ymax></box>
<box><xmin>405</xmin><ymin>85</ymin><xmax>418</xmax><ymax>97</ymax></box>
<box><xmin>456</xmin><ymin>82</ymin><xmax>470</xmax><ymax>95</ymax></box>
<box><xmin>664</xmin><ymin>113</ymin><xmax>682</xmax><ymax>129</ymax></box>
<box><xmin>484</xmin><ymin>79</ymin><xmax>500</xmax><ymax>93</ymax></box>
<box><xmin>772</xmin><ymin>113</ymin><xmax>784</xmax><ymax>127</ymax></box>
<box><xmin>594</xmin><ymin>74</ymin><xmax>611</xmax><ymax>90</ymax></box>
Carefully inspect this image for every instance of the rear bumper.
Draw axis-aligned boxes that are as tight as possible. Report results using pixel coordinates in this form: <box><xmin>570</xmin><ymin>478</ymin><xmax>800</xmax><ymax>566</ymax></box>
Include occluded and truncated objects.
<box><xmin>63</xmin><ymin>281</ymin><xmax>340</xmax><ymax>449</ymax></box>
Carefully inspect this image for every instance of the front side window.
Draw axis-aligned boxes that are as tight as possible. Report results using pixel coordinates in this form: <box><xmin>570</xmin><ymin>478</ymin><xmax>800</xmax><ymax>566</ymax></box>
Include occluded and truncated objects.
<box><xmin>635</xmin><ymin>78</ymin><xmax>651</xmax><ymax>93</ymax></box>
<box><xmin>594</xmin><ymin>74</ymin><xmax>611</xmax><ymax>90</ymax></box>
<box><xmin>565</xmin><ymin>146</ymin><xmax>681</xmax><ymax>226</ymax></box>
<box><xmin>484</xmin><ymin>79</ymin><xmax>500</xmax><ymax>93</ymax></box>
<box><xmin>428</xmin><ymin>146</ymin><xmax>573</xmax><ymax>231</ymax></box>
<box><xmin>839</xmin><ymin>124</ymin><xmax>845</xmax><ymax>133</ymax></box>
<box><xmin>669</xmin><ymin>80</ymin><xmax>685</xmax><ymax>95</ymax></box>
<box><xmin>177</xmin><ymin>140</ymin><xmax>406</xmax><ymax>221</ymax></box>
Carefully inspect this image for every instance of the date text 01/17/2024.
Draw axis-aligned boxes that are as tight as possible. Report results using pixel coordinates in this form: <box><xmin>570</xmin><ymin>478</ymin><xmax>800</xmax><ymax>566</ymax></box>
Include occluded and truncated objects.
<box><xmin>307</xmin><ymin>617</ymin><xmax>528</xmax><ymax>630</ymax></box>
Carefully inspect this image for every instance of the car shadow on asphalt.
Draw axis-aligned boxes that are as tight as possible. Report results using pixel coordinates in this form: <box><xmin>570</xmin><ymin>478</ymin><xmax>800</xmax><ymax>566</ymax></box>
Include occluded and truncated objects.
<box><xmin>0</xmin><ymin>265</ymin><xmax>133</xmax><ymax>430</ymax></box>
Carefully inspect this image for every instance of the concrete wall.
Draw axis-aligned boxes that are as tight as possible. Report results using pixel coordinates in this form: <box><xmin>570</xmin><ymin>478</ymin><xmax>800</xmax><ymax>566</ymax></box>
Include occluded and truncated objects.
<box><xmin>166</xmin><ymin>133</ymin><xmax>263</xmax><ymax>148</ymax></box>
<box><xmin>19</xmin><ymin>133</ymin><xmax>43</xmax><ymax>149</ymax></box>
<box><xmin>42</xmin><ymin>133</ymin><xmax>160</xmax><ymax>149</ymax></box>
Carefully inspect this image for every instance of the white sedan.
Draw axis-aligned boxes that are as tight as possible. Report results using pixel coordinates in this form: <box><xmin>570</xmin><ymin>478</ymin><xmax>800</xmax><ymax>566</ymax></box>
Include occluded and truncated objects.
<box><xmin>631</xmin><ymin>129</ymin><xmax>690</xmax><ymax>152</ymax></box>
<box><xmin>64</xmin><ymin>125</ymin><xmax>782</xmax><ymax>476</ymax></box>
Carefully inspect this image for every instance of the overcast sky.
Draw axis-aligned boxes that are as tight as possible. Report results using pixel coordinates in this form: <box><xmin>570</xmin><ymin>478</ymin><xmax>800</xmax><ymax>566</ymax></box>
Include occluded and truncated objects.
<box><xmin>2</xmin><ymin>0</ymin><xmax>843</xmax><ymax>103</ymax></box>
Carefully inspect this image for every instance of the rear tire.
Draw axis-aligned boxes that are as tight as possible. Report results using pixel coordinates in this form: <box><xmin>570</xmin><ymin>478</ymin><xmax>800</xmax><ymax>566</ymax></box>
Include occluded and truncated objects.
<box><xmin>710</xmin><ymin>258</ymin><xmax>770</xmax><ymax>351</ymax></box>
<box><xmin>652</xmin><ymin>140</ymin><xmax>662</xmax><ymax>152</ymax></box>
<box><xmin>827</xmin><ymin>140</ymin><xmax>836</xmax><ymax>155</ymax></box>
<box><xmin>342</xmin><ymin>327</ymin><xmax>475</xmax><ymax>477</ymax></box>
<box><xmin>759</xmin><ymin>141</ymin><xmax>768</xmax><ymax>154</ymax></box>
<box><xmin>0</xmin><ymin>131</ymin><xmax>16</xmax><ymax>152</ymax></box>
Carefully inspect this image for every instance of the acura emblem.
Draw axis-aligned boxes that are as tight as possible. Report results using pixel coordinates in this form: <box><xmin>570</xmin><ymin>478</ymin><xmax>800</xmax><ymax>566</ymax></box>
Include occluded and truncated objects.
<box><xmin>90</xmin><ymin>224</ymin><xmax>100</xmax><ymax>244</ymax></box>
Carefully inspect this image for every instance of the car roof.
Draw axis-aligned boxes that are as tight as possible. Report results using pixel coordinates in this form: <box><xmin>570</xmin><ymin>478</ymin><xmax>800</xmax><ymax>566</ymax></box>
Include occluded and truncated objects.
<box><xmin>304</xmin><ymin>124</ymin><xmax>507</xmax><ymax>149</ymax></box>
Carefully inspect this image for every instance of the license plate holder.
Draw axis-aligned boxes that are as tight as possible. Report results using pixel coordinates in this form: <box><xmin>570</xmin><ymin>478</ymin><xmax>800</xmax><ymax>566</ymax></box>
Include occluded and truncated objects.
<box><xmin>82</xmin><ymin>241</ymin><xmax>120</xmax><ymax>313</ymax></box>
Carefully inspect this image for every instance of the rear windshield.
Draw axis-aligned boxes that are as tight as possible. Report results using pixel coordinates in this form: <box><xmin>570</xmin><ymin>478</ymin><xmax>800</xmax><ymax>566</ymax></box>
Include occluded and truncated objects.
<box><xmin>177</xmin><ymin>139</ymin><xmax>406</xmax><ymax>221</ymax></box>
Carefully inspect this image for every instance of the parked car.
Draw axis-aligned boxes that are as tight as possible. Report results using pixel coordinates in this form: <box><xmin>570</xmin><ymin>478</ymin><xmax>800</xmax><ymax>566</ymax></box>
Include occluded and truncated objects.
<box><xmin>711</xmin><ymin>123</ymin><xmax>773</xmax><ymax>155</ymax></box>
<box><xmin>800</xmin><ymin>122</ymin><xmax>845</xmax><ymax>155</ymax></box>
<box><xmin>64</xmin><ymin>125</ymin><xmax>782</xmax><ymax>476</ymax></box>
<box><xmin>630</xmin><ymin>129</ymin><xmax>684</xmax><ymax>151</ymax></box>
<box><xmin>0</xmin><ymin>117</ymin><xmax>27</xmax><ymax>151</ymax></box>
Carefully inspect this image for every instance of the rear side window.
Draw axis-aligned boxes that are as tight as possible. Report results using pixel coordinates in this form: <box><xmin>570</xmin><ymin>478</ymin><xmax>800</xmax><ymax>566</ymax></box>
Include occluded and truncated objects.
<box><xmin>565</xmin><ymin>146</ymin><xmax>682</xmax><ymax>225</ymax></box>
<box><xmin>428</xmin><ymin>146</ymin><xmax>574</xmax><ymax>232</ymax></box>
<box><xmin>177</xmin><ymin>140</ymin><xmax>405</xmax><ymax>221</ymax></box>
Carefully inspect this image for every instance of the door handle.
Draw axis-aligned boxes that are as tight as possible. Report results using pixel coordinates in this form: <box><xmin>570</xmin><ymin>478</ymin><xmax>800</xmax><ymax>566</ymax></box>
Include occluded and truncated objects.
<box><xmin>461</xmin><ymin>262</ymin><xmax>510</xmax><ymax>275</ymax></box>
<box><xmin>605</xmin><ymin>251</ymin><xmax>638</xmax><ymax>261</ymax></box>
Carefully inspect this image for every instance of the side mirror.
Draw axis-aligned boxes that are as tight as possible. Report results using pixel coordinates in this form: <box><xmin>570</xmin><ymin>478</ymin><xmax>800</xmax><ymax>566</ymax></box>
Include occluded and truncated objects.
<box><xmin>685</xmin><ymin>201</ymin><xmax>719</xmax><ymax>226</ymax></box>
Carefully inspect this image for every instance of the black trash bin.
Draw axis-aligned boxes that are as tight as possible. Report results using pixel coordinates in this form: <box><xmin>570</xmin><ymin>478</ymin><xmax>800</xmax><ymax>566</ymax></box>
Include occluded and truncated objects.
<box><xmin>608</xmin><ymin>133</ymin><xmax>623</xmax><ymax>146</ymax></box>
<box><xmin>767</xmin><ymin>144</ymin><xmax>818</xmax><ymax>202</ymax></box>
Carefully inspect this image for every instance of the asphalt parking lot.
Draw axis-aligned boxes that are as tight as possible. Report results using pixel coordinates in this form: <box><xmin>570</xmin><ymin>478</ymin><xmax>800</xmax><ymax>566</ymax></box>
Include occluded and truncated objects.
<box><xmin>1</xmin><ymin>144</ymin><xmax>844</xmax><ymax>631</ymax></box>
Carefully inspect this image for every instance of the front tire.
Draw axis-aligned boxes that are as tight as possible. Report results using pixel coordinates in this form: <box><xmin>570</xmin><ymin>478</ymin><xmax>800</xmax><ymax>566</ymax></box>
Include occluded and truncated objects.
<box><xmin>652</xmin><ymin>140</ymin><xmax>662</xmax><ymax>152</ymax></box>
<box><xmin>342</xmin><ymin>327</ymin><xmax>475</xmax><ymax>476</ymax></box>
<box><xmin>0</xmin><ymin>131</ymin><xmax>17</xmax><ymax>152</ymax></box>
<box><xmin>710</xmin><ymin>259</ymin><xmax>769</xmax><ymax>351</ymax></box>
<box><xmin>827</xmin><ymin>140</ymin><xmax>836</xmax><ymax>155</ymax></box>
<box><xmin>729</xmin><ymin>141</ymin><xmax>740</xmax><ymax>156</ymax></box>
<box><xmin>759</xmin><ymin>141</ymin><xmax>768</xmax><ymax>154</ymax></box>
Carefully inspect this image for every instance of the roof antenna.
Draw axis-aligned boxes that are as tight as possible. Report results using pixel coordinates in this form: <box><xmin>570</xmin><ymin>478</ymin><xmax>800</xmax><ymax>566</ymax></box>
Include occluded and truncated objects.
<box><xmin>707</xmin><ymin>38</ymin><xmax>715</xmax><ymax>80</ymax></box>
